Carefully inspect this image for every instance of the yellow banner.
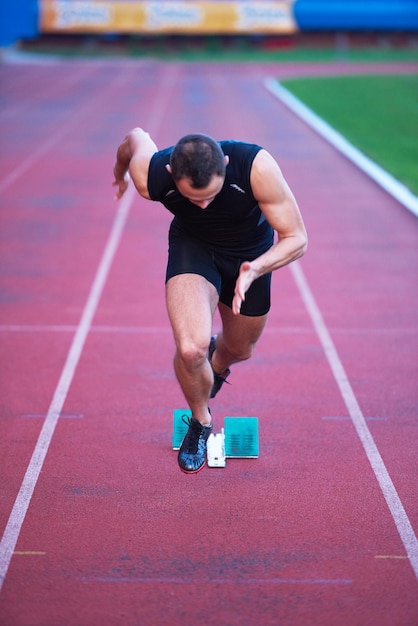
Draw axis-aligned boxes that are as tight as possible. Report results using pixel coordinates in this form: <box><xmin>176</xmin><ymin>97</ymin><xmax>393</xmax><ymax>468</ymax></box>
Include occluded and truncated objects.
<box><xmin>40</xmin><ymin>1</ymin><xmax>297</xmax><ymax>34</ymax></box>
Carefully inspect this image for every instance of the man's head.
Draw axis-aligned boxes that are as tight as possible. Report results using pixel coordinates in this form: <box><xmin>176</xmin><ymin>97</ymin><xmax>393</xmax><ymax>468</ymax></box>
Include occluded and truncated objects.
<box><xmin>166</xmin><ymin>134</ymin><xmax>229</xmax><ymax>208</ymax></box>
<box><xmin>169</xmin><ymin>134</ymin><xmax>226</xmax><ymax>187</ymax></box>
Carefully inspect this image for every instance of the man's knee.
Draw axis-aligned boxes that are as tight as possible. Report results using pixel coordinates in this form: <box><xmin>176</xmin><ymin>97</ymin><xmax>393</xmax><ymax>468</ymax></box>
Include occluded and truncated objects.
<box><xmin>176</xmin><ymin>338</ymin><xmax>209</xmax><ymax>371</ymax></box>
<box><xmin>223</xmin><ymin>338</ymin><xmax>255</xmax><ymax>363</ymax></box>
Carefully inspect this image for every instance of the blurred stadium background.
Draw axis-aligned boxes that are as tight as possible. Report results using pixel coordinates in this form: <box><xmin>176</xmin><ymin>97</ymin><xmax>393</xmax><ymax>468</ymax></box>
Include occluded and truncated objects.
<box><xmin>1</xmin><ymin>1</ymin><xmax>417</xmax><ymax>56</ymax></box>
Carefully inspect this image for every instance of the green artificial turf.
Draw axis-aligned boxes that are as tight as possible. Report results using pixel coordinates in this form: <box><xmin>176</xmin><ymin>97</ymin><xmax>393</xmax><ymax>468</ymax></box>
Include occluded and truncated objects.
<box><xmin>280</xmin><ymin>74</ymin><xmax>418</xmax><ymax>195</ymax></box>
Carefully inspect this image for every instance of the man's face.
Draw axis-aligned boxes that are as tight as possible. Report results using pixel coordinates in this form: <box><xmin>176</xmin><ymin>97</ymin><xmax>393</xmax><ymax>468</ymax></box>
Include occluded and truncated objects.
<box><xmin>174</xmin><ymin>175</ymin><xmax>225</xmax><ymax>209</ymax></box>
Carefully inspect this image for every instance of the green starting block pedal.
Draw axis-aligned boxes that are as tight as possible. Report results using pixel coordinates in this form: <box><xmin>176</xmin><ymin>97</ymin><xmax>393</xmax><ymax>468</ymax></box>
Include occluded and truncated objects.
<box><xmin>172</xmin><ymin>409</ymin><xmax>192</xmax><ymax>450</ymax></box>
<box><xmin>172</xmin><ymin>411</ymin><xmax>259</xmax><ymax>460</ymax></box>
<box><xmin>224</xmin><ymin>417</ymin><xmax>259</xmax><ymax>458</ymax></box>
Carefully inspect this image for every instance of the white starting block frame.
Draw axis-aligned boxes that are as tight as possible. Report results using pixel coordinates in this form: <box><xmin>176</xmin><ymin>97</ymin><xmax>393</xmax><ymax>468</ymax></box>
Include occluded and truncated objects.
<box><xmin>172</xmin><ymin>410</ymin><xmax>259</xmax><ymax>468</ymax></box>
<box><xmin>207</xmin><ymin>430</ymin><xmax>226</xmax><ymax>467</ymax></box>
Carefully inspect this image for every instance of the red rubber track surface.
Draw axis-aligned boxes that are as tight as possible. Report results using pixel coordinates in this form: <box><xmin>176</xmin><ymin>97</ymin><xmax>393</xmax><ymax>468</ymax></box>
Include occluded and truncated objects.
<box><xmin>0</xmin><ymin>58</ymin><xmax>417</xmax><ymax>625</ymax></box>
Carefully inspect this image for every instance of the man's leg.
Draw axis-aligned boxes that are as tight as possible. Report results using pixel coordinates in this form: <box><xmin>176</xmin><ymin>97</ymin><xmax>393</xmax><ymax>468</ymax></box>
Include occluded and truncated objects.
<box><xmin>166</xmin><ymin>273</ymin><xmax>219</xmax><ymax>426</ymax></box>
<box><xmin>211</xmin><ymin>301</ymin><xmax>268</xmax><ymax>377</ymax></box>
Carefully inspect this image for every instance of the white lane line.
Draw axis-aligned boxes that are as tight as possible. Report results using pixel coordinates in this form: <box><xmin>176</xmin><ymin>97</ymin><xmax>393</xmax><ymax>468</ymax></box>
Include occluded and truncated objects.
<box><xmin>264</xmin><ymin>77</ymin><xmax>418</xmax><ymax>218</ymax></box>
<box><xmin>0</xmin><ymin>61</ymin><xmax>179</xmax><ymax>592</ymax></box>
<box><xmin>83</xmin><ymin>576</ymin><xmax>353</xmax><ymax>585</ymax></box>
<box><xmin>0</xmin><ymin>325</ymin><xmax>78</xmax><ymax>332</ymax></box>
<box><xmin>0</xmin><ymin>325</ymin><xmax>173</xmax><ymax>333</ymax></box>
<box><xmin>290</xmin><ymin>261</ymin><xmax>418</xmax><ymax>581</ymax></box>
<box><xmin>1</xmin><ymin>324</ymin><xmax>416</xmax><ymax>336</ymax></box>
<box><xmin>0</xmin><ymin>183</ymin><xmax>135</xmax><ymax>591</ymax></box>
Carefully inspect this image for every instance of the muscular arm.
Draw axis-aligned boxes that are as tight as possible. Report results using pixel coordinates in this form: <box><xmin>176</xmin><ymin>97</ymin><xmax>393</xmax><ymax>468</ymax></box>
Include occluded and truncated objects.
<box><xmin>113</xmin><ymin>128</ymin><xmax>158</xmax><ymax>200</ymax></box>
<box><xmin>232</xmin><ymin>149</ymin><xmax>308</xmax><ymax>314</ymax></box>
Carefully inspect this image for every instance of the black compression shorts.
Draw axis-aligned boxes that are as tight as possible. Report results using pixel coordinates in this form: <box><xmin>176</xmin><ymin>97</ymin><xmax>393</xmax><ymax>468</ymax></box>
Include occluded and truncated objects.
<box><xmin>166</xmin><ymin>222</ymin><xmax>272</xmax><ymax>317</ymax></box>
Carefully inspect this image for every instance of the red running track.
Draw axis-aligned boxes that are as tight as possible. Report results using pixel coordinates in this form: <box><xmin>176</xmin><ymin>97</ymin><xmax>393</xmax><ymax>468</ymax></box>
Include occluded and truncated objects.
<box><xmin>0</xmin><ymin>57</ymin><xmax>417</xmax><ymax>625</ymax></box>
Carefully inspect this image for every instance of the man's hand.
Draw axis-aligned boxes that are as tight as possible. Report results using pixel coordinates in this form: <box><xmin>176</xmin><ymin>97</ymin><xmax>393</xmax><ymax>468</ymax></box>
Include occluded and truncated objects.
<box><xmin>113</xmin><ymin>171</ymin><xmax>130</xmax><ymax>200</ymax></box>
<box><xmin>232</xmin><ymin>261</ymin><xmax>259</xmax><ymax>315</ymax></box>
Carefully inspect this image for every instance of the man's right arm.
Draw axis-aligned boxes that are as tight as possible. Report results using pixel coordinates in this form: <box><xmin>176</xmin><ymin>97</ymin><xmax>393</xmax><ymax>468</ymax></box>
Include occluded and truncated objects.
<box><xmin>113</xmin><ymin>128</ymin><xmax>158</xmax><ymax>200</ymax></box>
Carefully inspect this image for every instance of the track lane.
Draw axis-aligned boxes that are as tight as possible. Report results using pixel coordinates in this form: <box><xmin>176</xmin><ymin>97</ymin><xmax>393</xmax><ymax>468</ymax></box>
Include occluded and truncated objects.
<box><xmin>0</xmin><ymin>59</ymin><xmax>417</xmax><ymax>625</ymax></box>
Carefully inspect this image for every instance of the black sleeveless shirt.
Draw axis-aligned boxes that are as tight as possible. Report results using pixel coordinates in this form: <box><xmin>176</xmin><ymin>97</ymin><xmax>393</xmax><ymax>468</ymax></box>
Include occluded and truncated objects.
<box><xmin>147</xmin><ymin>140</ymin><xmax>274</xmax><ymax>257</ymax></box>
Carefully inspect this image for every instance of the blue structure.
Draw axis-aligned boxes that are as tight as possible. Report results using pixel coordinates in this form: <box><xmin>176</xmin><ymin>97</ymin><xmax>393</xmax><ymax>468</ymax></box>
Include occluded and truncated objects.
<box><xmin>0</xmin><ymin>0</ymin><xmax>38</xmax><ymax>47</ymax></box>
<box><xmin>294</xmin><ymin>0</ymin><xmax>418</xmax><ymax>31</ymax></box>
<box><xmin>1</xmin><ymin>1</ymin><xmax>417</xmax><ymax>48</ymax></box>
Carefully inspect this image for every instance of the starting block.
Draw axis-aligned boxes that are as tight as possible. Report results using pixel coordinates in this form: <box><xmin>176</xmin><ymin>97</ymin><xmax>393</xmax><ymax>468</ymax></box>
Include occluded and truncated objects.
<box><xmin>172</xmin><ymin>410</ymin><xmax>259</xmax><ymax>467</ymax></box>
<box><xmin>224</xmin><ymin>417</ymin><xmax>259</xmax><ymax>459</ymax></box>
<box><xmin>172</xmin><ymin>409</ymin><xmax>192</xmax><ymax>450</ymax></box>
<box><xmin>207</xmin><ymin>430</ymin><xmax>226</xmax><ymax>467</ymax></box>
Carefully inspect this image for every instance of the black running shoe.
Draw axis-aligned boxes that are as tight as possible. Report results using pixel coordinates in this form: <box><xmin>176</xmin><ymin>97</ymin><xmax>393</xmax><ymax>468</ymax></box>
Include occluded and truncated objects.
<box><xmin>209</xmin><ymin>335</ymin><xmax>231</xmax><ymax>399</ymax></box>
<box><xmin>178</xmin><ymin>416</ymin><xmax>213</xmax><ymax>474</ymax></box>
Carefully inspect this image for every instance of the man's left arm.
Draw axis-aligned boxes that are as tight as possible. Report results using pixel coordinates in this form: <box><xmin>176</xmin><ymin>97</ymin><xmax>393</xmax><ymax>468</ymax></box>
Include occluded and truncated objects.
<box><xmin>232</xmin><ymin>149</ymin><xmax>308</xmax><ymax>314</ymax></box>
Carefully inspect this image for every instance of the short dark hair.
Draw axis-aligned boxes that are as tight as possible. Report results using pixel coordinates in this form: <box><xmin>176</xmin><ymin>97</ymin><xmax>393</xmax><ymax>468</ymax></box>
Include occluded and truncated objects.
<box><xmin>169</xmin><ymin>134</ymin><xmax>226</xmax><ymax>188</ymax></box>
